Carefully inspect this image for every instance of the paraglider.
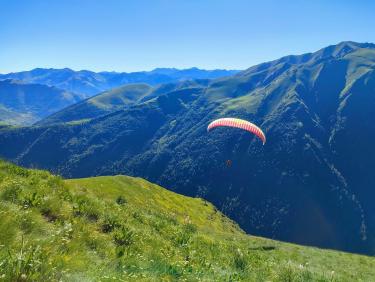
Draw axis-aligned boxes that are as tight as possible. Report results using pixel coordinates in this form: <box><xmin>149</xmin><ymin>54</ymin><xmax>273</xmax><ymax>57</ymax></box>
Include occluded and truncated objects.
<box><xmin>207</xmin><ymin>118</ymin><xmax>266</xmax><ymax>145</ymax></box>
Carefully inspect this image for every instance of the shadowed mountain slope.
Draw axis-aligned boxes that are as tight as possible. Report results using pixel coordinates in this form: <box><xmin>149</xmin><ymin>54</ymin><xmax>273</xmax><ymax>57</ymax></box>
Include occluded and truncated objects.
<box><xmin>0</xmin><ymin>80</ymin><xmax>83</xmax><ymax>125</ymax></box>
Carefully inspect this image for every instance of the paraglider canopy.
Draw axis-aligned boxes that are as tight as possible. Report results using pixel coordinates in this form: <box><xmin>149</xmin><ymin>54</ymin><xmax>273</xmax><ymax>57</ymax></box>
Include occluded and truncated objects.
<box><xmin>207</xmin><ymin>118</ymin><xmax>266</xmax><ymax>145</ymax></box>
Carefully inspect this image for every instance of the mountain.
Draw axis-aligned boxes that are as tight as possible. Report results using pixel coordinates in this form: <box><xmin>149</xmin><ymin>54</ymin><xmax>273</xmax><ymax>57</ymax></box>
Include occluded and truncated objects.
<box><xmin>0</xmin><ymin>79</ymin><xmax>83</xmax><ymax>125</ymax></box>
<box><xmin>37</xmin><ymin>79</ymin><xmax>209</xmax><ymax>126</ymax></box>
<box><xmin>37</xmin><ymin>84</ymin><xmax>153</xmax><ymax>125</ymax></box>
<box><xmin>1</xmin><ymin>41</ymin><xmax>375</xmax><ymax>254</ymax></box>
<box><xmin>0</xmin><ymin>67</ymin><xmax>239</xmax><ymax>97</ymax></box>
<box><xmin>1</xmin><ymin>160</ymin><xmax>373</xmax><ymax>281</ymax></box>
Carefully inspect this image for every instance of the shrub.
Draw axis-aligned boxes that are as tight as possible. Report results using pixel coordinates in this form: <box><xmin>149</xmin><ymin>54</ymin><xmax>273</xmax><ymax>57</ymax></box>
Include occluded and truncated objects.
<box><xmin>113</xmin><ymin>226</ymin><xmax>134</xmax><ymax>247</ymax></box>
<box><xmin>100</xmin><ymin>214</ymin><xmax>121</xmax><ymax>233</ymax></box>
<box><xmin>132</xmin><ymin>211</ymin><xmax>144</xmax><ymax>223</ymax></box>
<box><xmin>72</xmin><ymin>197</ymin><xmax>101</xmax><ymax>221</ymax></box>
<box><xmin>39</xmin><ymin>198</ymin><xmax>61</xmax><ymax>222</ymax></box>
<box><xmin>21</xmin><ymin>192</ymin><xmax>42</xmax><ymax>209</ymax></box>
<box><xmin>116</xmin><ymin>195</ymin><xmax>127</xmax><ymax>205</ymax></box>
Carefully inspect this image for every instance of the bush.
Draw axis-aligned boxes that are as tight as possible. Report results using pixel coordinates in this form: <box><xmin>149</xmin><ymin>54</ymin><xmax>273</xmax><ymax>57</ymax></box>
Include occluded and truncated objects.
<box><xmin>116</xmin><ymin>195</ymin><xmax>127</xmax><ymax>205</ymax></box>
<box><xmin>72</xmin><ymin>197</ymin><xmax>101</xmax><ymax>221</ymax></box>
<box><xmin>21</xmin><ymin>192</ymin><xmax>42</xmax><ymax>209</ymax></box>
<box><xmin>113</xmin><ymin>226</ymin><xmax>134</xmax><ymax>247</ymax></box>
<box><xmin>39</xmin><ymin>198</ymin><xmax>61</xmax><ymax>222</ymax></box>
<box><xmin>100</xmin><ymin>214</ymin><xmax>121</xmax><ymax>233</ymax></box>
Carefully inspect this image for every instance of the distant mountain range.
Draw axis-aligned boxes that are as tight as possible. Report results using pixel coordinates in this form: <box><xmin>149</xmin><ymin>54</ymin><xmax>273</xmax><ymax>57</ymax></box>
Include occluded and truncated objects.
<box><xmin>0</xmin><ymin>67</ymin><xmax>239</xmax><ymax>97</ymax></box>
<box><xmin>0</xmin><ymin>68</ymin><xmax>238</xmax><ymax>125</ymax></box>
<box><xmin>0</xmin><ymin>79</ymin><xmax>83</xmax><ymax>125</ymax></box>
<box><xmin>38</xmin><ymin>80</ymin><xmax>210</xmax><ymax>126</ymax></box>
<box><xmin>1</xmin><ymin>41</ymin><xmax>375</xmax><ymax>255</ymax></box>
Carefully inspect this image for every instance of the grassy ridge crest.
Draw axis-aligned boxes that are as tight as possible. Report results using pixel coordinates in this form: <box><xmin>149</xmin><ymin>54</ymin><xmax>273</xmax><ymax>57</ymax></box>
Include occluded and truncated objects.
<box><xmin>0</xmin><ymin>160</ymin><xmax>374</xmax><ymax>281</ymax></box>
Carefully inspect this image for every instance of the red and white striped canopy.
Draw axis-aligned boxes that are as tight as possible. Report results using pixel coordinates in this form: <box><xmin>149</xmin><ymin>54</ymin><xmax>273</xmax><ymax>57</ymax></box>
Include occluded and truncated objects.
<box><xmin>207</xmin><ymin>118</ymin><xmax>266</xmax><ymax>145</ymax></box>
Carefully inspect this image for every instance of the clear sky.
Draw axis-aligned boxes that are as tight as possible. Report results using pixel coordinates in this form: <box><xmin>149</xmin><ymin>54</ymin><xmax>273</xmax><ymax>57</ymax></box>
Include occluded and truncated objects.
<box><xmin>1</xmin><ymin>0</ymin><xmax>375</xmax><ymax>73</ymax></box>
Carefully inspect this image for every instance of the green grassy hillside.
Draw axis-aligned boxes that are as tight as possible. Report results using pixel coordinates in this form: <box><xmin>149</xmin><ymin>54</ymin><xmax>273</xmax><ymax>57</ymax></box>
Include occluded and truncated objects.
<box><xmin>37</xmin><ymin>80</ymin><xmax>209</xmax><ymax>126</ymax></box>
<box><xmin>0</xmin><ymin>160</ymin><xmax>374</xmax><ymax>281</ymax></box>
<box><xmin>38</xmin><ymin>84</ymin><xmax>153</xmax><ymax>125</ymax></box>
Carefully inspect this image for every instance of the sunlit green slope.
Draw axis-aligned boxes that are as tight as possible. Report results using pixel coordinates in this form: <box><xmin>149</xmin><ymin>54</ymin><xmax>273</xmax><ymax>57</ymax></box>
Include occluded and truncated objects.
<box><xmin>0</xmin><ymin>160</ymin><xmax>374</xmax><ymax>281</ymax></box>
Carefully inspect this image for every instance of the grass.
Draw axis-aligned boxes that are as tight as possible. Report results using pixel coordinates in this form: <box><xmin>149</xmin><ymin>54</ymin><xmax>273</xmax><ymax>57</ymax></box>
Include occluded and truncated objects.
<box><xmin>0</xmin><ymin>160</ymin><xmax>374</xmax><ymax>281</ymax></box>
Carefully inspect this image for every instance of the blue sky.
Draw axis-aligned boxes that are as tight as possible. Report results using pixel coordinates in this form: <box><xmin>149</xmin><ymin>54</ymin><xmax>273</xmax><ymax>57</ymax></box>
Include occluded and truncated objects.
<box><xmin>1</xmin><ymin>0</ymin><xmax>375</xmax><ymax>73</ymax></box>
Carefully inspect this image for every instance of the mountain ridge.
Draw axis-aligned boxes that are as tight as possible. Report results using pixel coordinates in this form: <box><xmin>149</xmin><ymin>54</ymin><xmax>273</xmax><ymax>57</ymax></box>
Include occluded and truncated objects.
<box><xmin>0</xmin><ymin>67</ymin><xmax>239</xmax><ymax>97</ymax></box>
<box><xmin>1</xmin><ymin>159</ymin><xmax>373</xmax><ymax>280</ymax></box>
<box><xmin>37</xmin><ymin>80</ymin><xmax>210</xmax><ymax>126</ymax></box>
